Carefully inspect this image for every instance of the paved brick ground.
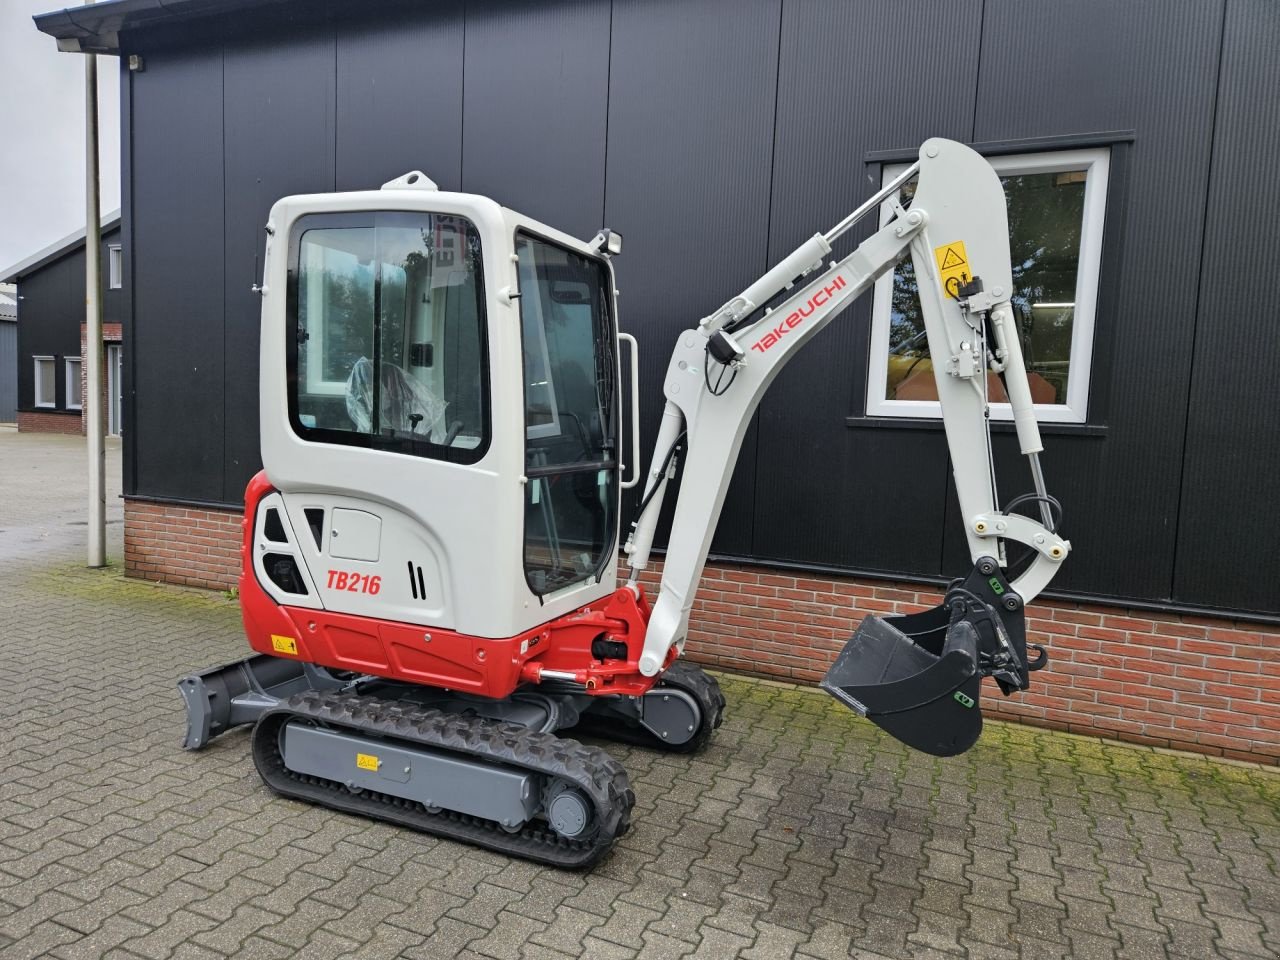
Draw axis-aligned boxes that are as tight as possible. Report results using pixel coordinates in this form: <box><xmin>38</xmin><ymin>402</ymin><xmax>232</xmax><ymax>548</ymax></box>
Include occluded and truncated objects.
<box><xmin>0</xmin><ymin>429</ymin><xmax>124</xmax><ymax>563</ymax></box>
<box><xmin>1</xmin><ymin>431</ymin><xmax>1278</xmax><ymax>959</ymax></box>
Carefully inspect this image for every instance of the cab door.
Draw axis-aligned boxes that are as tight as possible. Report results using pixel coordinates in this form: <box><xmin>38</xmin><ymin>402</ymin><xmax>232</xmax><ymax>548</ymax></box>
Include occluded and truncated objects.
<box><xmin>514</xmin><ymin>232</ymin><xmax>619</xmax><ymax>597</ymax></box>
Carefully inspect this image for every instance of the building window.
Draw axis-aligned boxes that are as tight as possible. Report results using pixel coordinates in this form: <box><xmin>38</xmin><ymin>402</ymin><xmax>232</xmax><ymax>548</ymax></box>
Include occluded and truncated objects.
<box><xmin>65</xmin><ymin>358</ymin><xmax>82</xmax><ymax>410</ymax></box>
<box><xmin>108</xmin><ymin>245</ymin><xmax>122</xmax><ymax>289</ymax></box>
<box><xmin>867</xmin><ymin>147</ymin><xmax>1110</xmax><ymax>423</ymax></box>
<box><xmin>34</xmin><ymin>356</ymin><xmax>56</xmax><ymax>408</ymax></box>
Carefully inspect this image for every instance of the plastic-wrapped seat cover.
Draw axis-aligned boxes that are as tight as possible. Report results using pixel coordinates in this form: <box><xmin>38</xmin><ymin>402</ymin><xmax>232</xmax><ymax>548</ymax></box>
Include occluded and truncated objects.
<box><xmin>345</xmin><ymin>357</ymin><xmax>447</xmax><ymax>439</ymax></box>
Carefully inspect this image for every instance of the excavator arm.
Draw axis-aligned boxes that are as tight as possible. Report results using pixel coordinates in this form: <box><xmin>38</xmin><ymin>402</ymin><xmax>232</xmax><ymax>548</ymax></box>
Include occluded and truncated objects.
<box><xmin>623</xmin><ymin>138</ymin><xmax>1072</xmax><ymax>756</ymax></box>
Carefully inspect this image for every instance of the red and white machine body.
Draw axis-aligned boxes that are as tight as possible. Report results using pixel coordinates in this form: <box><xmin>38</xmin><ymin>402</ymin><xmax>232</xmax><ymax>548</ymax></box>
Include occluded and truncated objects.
<box><xmin>241</xmin><ymin>171</ymin><xmax>654</xmax><ymax>698</ymax></box>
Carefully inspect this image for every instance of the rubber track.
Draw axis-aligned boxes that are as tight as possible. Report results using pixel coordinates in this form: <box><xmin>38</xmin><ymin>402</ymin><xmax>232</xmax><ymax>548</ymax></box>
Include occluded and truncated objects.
<box><xmin>569</xmin><ymin>661</ymin><xmax>726</xmax><ymax>754</ymax></box>
<box><xmin>251</xmin><ymin>690</ymin><xmax>634</xmax><ymax>869</ymax></box>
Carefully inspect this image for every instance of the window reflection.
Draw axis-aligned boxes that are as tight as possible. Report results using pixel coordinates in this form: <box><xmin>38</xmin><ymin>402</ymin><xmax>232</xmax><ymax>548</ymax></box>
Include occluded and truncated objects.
<box><xmin>516</xmin><ymin>234</ymin><xmax>618</xmax><ymax>596</ymax></box>
<box><xmin>290</xmin><ymin>213</ymin><xmax>488</xmax><ymax>463</ymax></box>
<box><xmin>886</xmin><ymin>169</ymin><xmax>1088</xmax><ymax>406</ymax></box>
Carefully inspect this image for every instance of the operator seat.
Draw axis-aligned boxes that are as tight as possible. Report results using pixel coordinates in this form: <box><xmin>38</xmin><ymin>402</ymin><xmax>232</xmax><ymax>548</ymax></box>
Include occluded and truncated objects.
<box><xmin>345</xmin><ymin>356</ymin><xmax>447</xmax><ymax>438</ymax></box>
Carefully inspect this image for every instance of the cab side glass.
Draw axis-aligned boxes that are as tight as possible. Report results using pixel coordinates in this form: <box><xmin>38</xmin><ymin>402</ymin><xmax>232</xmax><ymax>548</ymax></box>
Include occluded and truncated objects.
<box><xmin>288</xmin><ymin>212</ymin><xmax>489</xmax><ymax>463</ymax></box>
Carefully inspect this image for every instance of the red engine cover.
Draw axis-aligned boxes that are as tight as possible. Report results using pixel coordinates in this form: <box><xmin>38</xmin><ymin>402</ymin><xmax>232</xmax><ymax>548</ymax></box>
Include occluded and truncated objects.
<box><xmin>239</xmin><ymin>471</ymin><xmax>661</xmax><ymax>699</ymax></box>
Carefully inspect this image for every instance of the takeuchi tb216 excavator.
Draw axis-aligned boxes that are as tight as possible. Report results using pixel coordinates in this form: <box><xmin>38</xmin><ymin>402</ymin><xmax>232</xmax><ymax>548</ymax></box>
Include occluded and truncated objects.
<box><xmin>178</xmin><ymin>138</ymin><xmax>1071</xmax><ymax>868</ymax></box>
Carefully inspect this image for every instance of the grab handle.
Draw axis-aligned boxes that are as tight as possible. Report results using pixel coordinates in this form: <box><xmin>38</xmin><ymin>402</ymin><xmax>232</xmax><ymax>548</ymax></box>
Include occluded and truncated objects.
<box><xmin>618</xmin><ymin>332</ymin><xmax>641</xmax><ymax>489</ymax></box>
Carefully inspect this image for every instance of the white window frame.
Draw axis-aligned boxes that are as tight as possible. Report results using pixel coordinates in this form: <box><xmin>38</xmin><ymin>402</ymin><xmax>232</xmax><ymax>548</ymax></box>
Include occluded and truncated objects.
<box><xmin>108</xmin><ymin>244</ymin><xmax>122</xmax><ymax>289</ymax></box>
<box><xmin>33</xmin><ymin>356</ymin><xmax>56</xmax><ymax>408</ymax></box>
<box><xmin>867</xmin><ymin>146</ymin><xmax>1110</xmax><ymax>424</ymax></box>
<box><xmin>65</xmin><ymin>357</ymin><xmax>82</xmax><ymax>410</ymax></box>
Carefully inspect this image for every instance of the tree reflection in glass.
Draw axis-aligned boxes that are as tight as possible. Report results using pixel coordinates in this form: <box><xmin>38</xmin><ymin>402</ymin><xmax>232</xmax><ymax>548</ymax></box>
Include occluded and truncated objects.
<box><xmin>886</xmin><ymin>170</ymin><xmax>1087</xmax><ymax>404</ymax></box>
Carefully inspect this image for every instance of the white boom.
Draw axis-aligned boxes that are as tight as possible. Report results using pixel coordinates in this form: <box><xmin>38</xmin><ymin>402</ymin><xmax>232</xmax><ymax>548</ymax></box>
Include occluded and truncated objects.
<box><xmin>623</xmin><ymin>138</ymin><xmax>1071</xmax><ymax>676</ymax></box>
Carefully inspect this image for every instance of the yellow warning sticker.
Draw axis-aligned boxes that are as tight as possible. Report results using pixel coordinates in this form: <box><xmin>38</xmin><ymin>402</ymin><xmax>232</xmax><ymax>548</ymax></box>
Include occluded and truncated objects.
<box><xmin>933</xmin><ymin>240</ymin><xmax>971</xmax><ymax>299</ymax></box>
<box><xmin>270</xmin><ymin>634</ymin><xmax>298</xmax><ymax>655</ymax></box>
<box><xmin>356</xmin><ymin>753</ymin><xmax>380</xmax><ymax>771</ymax></box>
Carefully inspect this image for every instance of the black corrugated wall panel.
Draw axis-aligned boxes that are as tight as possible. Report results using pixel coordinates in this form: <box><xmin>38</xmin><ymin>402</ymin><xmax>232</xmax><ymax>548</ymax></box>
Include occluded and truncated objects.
<box><xmin>221</xmin><ymin>27</ymin><xmax>336</xmax><ymax>504</ymax></box>
<box><xmin>604</xmin><ymin>0</ymin><xmax>782</xmax><ymax>557</ymax></box>
<box><xmin>112</xmin><ymin>0</ymin><xmax>1278</xmax><ymax>618</ymax></box>
<box><xmin>950</xmin><ymin>0</ymin><xmax>1226</xmax><ymax>601</ymax></box>
<box><xmin>16</xmin><ymin>258</ymin><xmax>77</xmax><ymax>410</ymax></box>
<box><xmin>1173</xmin><ymin>0</ymin><xmax>1280</xmax><ymax>614</ymax></box>
<box><xmin>119</xmin><ymin>54</ymin><xmax>135</xmax><ymax>494</ymax></box>
<box><xmin>0</xmin><ymin>322</ymin><xmax>15</xmax><ymax>423</ymax></box>
<box><xmin>462</xmin><ymin>0</ymin><xmax>611</xmax><ymax>240</ymax></box>
<box><xmin>753</xmin><ymin>0</ymin><xmax>983</xmax><ymax>577</ymax></box>
<box><xmin>128</xmin><ymin>44</ymin><xmax>226</xmax><ymax>503</ymax></box>
<box><xmin>334</xmin><ymin>2</ymin><xmax>465</xmax><ymax>192</ymax></box>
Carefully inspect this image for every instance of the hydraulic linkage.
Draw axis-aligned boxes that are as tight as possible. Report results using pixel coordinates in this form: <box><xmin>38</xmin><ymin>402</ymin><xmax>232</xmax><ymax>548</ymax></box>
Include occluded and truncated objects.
<box><xmin>621</xmin><ymin>137</ymin><xmax>1071</xmax><ymax>755</ymax></box>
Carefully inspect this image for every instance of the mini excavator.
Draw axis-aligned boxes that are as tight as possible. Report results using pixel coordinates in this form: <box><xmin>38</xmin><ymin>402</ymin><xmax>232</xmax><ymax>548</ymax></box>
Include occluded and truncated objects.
<box><xmin>179</xmin><ymin>138</ymin><xmax>1071</xmax><ymax>867</ymax></box>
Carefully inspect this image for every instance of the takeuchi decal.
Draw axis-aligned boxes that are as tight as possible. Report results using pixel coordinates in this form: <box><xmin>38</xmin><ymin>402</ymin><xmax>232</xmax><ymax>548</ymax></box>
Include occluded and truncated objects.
<box><xmin>750</xmin><ymin>275</ymin><xmax>848</xmax><ymax>353</ymax></box>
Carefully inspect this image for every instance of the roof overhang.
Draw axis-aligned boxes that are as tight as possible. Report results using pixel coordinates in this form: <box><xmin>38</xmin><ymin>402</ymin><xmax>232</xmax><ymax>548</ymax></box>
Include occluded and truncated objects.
<box><xmin>0</xmin><ymin>211</ymin><xmax>122</xmax><ymax>284</ymax></box>
<box><xmin>34</xmin><ymin>0</ymin><xmax>298</xmax><ymax>55</ymax></box>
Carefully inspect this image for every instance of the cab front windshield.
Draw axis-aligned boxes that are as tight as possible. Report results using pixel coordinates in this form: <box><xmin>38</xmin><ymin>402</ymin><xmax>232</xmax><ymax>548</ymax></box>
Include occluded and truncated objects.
<box><xmin>517</xmin><ymin>233</ymin><xmax>618</xmax><ymax>596</ymax></box>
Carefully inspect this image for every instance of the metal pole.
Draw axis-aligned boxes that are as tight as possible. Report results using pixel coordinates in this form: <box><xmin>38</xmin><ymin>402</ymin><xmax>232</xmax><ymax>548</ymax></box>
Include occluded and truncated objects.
<box><xmin>85</xmin><ymin>47</ymin><xmax>106</xmax><ymax>568</ymax></box>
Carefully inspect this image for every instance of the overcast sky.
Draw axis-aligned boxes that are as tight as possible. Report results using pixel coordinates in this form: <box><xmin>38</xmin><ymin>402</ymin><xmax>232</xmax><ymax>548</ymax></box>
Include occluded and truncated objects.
<box><xmin>0</xmin><ymin>0</ymin><xmax>121</xmax><ymax>274</ymax></box>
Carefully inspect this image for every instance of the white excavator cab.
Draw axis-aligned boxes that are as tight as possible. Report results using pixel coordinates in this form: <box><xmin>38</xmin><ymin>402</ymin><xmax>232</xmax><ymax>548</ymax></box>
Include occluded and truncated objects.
<box><xmin>254</xmin><ymin>172</ymin><xmax>626</xmax><ymax>643</ymax></box>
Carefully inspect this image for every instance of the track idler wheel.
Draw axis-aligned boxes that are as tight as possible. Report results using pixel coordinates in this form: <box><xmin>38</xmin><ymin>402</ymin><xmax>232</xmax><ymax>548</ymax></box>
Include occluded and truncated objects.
<box><xmin>570</xmin><ymin>660</ymin><xmax>725</xmax><ymax>754</ymax></box>
<box><xmin>543</xmin><ymin>780</ymin><xmax>595</xmax><ymax>840</ymax></box>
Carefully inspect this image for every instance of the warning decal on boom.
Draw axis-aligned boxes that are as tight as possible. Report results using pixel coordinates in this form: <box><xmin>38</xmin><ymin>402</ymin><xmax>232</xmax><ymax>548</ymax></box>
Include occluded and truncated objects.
<box><xmin>933</xmin><ymin>241</ymin><xmax>970</xmax><ymax>299</ymax></box>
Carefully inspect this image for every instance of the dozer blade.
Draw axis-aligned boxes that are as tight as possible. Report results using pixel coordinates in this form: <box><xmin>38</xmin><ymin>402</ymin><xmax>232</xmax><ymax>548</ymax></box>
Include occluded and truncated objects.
<box><xmin>821</xmin><ymin>557</ymin><xmax>1045</xmax><ymax>757</ymax></box>
<box><xmin>821</xmin><ymin>609</ymin><xmax>983</xmax><ymax>757</ymax></box>
<box><xmin>178</xmin><ymin>654</ymin><xmax>346</xmax><ymax>750</ymax></box>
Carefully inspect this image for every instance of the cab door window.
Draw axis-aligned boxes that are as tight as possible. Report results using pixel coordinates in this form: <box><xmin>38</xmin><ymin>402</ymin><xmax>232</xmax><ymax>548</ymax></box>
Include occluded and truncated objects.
<box><xmin>516</xmin><ymin>233</ymin><xmax>618</xmax><ymax>596</ymax></box>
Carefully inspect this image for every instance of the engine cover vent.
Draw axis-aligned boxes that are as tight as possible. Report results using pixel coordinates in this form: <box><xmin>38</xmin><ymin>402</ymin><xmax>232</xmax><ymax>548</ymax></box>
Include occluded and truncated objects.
<box><xmin>407</xmin><ymin>562</ymin><xmax>427</xmax><ymax>601</ymax></box>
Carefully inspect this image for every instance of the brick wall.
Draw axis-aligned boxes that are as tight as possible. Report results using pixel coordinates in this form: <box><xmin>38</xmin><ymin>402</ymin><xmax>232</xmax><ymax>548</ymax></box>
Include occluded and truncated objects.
<box><xmin>123</xmin><ymin>505</ymin><xmax>1279</xmax><ymax>764</ymax></box>
<box><xmin>124</xmin><ymin>500</ymin><xmax>242</xmax><ymax>591</ymax></box>
<box><xmin>632</xmin><ymin>562</ymin><xmax>1279</xmax><ymax>766</ymax></box>
<box><xmin>16</xmin><ymin>410</ymin><xmax>82</xmax><ymax>434</ymax></box>
<box><xmin>78</xmin><ymin>323</ymin><xmax>122</xmax><ymax>435</ymax></box>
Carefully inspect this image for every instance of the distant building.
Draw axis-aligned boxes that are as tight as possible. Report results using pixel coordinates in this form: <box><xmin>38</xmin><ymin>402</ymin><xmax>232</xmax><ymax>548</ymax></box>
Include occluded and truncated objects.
<box><xmin>0</xmin><ymin>285</ymin><xmax>16</xmax><ymax>423</ymax></box>
<box><xmin>0</xmin><ymin>214</ymin><xmax>125</xmax><ymax>436</ymax></box>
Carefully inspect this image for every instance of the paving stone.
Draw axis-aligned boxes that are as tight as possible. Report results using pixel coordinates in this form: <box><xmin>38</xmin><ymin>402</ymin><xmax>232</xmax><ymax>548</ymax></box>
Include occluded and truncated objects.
<box><xmin>333</xmin><ymin>922</ymin><xmax>425</xmax><ymax>959</ymax></box>
<box><xmin>1</xmin><ymin>432</ymin><xmax>1279</xmax><ymax>960</ymax></box>
<box><xmin>518</xmin><ymin>944</ymin><xmax>579</xmax><ymax>960</ymax></box>
<box><xmin>528</xmin><ymin>905</ymin><xmax>601</xmax><ymax>954</ymax></box>
<box><xmin>468</xmin><ymin>911</ymin><xmax>548</xmax><ymax>960</ymax></box>
<box><xmin>256</xmin><ymin>898</ymin><xmax>348</xmax><ymax>950</ymax></box>
<box><xmin>399</xmin><ymin>917</ymin><xmax>487</xmax><ymax>958</ymax></box>
<box><xmin>118</xmin><ymin>908</ymin><xmax>219</xmax><ymax>960</ymax></box>
<box><xmin>587</xmin><ymin>902</ymin><xmax>665</xmax><ymax>951</ymax></box>
<box><xmin>0</xmin><ymin>920</ymin><xmax>80</xmax><ymax>960</ymax></box>
<box><xmin>51</xmin><ymin>885</ymin><xmax>149</xmax><ymax>936</ymax></box>
<box><xmin>189</xmin><ymin>904</ymin><xmax>283</xmax><ymax>954</ymax></box>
